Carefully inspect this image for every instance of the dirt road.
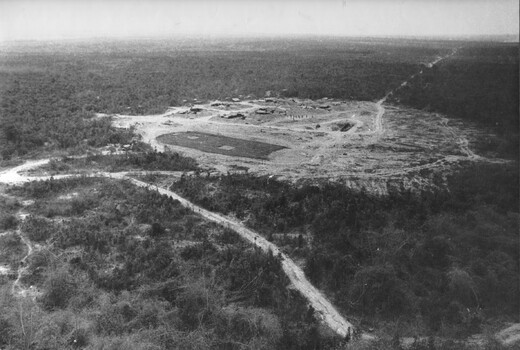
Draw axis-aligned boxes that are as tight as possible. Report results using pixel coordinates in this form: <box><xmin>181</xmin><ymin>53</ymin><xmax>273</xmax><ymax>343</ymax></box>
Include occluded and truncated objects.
<box><xmin>0</xmin><ymin>161</ymin><xmax>361</xmax><ymax>340</ymax></box>
<box><xmin>112</xmin><ymin>173</ymin><xmax>359</xmax><ymax>339</ymax></box>
<box><xmin>367</xmin><ymin>47</ymin><xmax>460</xmax><ymax>138</ymax></box>
<box><xmin>0</xmin><ymin>159</ymin><xmax>51</xmax><ymax>184</ymax></box>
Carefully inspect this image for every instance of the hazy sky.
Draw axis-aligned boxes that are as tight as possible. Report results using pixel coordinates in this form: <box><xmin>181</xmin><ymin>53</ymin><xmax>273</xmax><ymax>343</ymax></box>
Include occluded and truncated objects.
<box><xmin>0</xmin><ymin>0</ymin><xmax>518</xmax><ymax>42</ymax></box>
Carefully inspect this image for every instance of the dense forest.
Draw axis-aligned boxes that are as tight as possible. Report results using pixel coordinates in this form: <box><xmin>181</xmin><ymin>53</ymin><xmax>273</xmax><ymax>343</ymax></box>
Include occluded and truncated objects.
<box><xmin>0</xmin><ymin>38</ymin><xmax>448</xmax><ymax>160</ymax></box>
<box><xmin>390</xmin><ymin>43</ymin><xmax>519</xmax><ymax>158</ymax></box>
<box><xmin>170</xmin><ymin>162</ymin><xmax>519</xmax><ymax>338</ymax></box>
<box><xmin>0</xmin><ymin>177</ymin><xmax>340</xmax><ymax>349</ymax></box>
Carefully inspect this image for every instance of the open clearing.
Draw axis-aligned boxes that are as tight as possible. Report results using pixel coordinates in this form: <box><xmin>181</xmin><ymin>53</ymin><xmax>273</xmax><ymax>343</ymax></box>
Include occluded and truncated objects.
<box><xmin>110</xmin><ymin>48</ymin><xmax>508</xmax><ymax>194</ymax></box>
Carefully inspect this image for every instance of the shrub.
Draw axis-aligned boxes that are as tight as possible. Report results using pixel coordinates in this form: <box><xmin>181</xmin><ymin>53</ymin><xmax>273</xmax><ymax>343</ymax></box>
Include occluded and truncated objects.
<box><xmin>0</xmin><ymin>317</ymin><xmax>12</xmax><ymax>346</ymax></box>
<box><xmin>94</xmin><ymin>307</ymin><xmax>126</xmax><ymax>336</ymax></box>
<box><xmin>68</xmin><ymin>327</ymin><xmax>90</xmax><ymax>348</ymax></box>
<box><xmin>215</xmin><ymin>306</ymin><xmax>281</xmax><ymax>344</ymax></box>
<box><xmin>150</xmin><ymin>222</ymin><xmax>165</xmax><ymax>237</ymax></box>
<box><xmin>351</xmin><ymin>264</ymin><xmax>415</xmax><ymax>316</ymax></box>
<box><xmin>176</xmin><ymin>281</ymin><xmax>218</xmax><ymax>330</ymax></box>
<box><xmin>217</xmin><ymin>228</ymin><xmax>240</xmax><ymax>245</ymax></box>
<box><xmin>40</xmin><ymin>269</ymin><xmax>77</xmax><ymax>310</ymax></box>
<box><xmin>22</xmin><ymin>215</ymin><xmax>55</xmax><ymax>242</ymax></box>
<box><xmin>0</xmin><ymin>214</ymin><xmax>17</xmax><ymax>231</ymax></box>
<box><xmin>447</xmin><ymin>267</ymin><xmax>478</xmax><ymax>307</ymax></box>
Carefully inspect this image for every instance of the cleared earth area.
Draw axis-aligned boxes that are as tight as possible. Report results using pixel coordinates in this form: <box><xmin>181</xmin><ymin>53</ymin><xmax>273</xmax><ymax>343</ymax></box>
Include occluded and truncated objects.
<box><xmin>110</xmin><ymin>48</ymin><xmax>508</xmax><ymax>195</ymax></box>
<box><xmin>113</xmin><ymin>97</ymin><xmax>490</xmax><ymax>194</ymax></box>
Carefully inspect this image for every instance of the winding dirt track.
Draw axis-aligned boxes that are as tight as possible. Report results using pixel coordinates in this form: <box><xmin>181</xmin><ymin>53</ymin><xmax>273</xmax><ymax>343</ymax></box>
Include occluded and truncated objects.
<box><xmin>0</xmin><ymin>161</ymin><xmax>360</xmax><ymax>340</ymax></box>
<box><xmin>116</xmin><ymin>174</ymin><xmax>357</xmax><ymax>338</ymax></box>
<box><xmin>11</xmin><ymin>211</ymin><xmax>34</xmax><ymax>297</ymax></box>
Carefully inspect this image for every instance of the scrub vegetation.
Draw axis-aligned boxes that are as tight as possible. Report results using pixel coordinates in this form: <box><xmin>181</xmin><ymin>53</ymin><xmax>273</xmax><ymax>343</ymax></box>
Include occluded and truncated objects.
<box><xmin>170</xmin><ymin>162</ymin><xmax>519</xmax><ymax>337</ymax></box>
<box><xmin>38</xmin><ymin>150</ymin><xmax>199</xmax><ymax>174</ymax></box>
<box><xmin>1</xmin><ymin>177</ymin><xmax>339</xmax><ymax>349</ymax></box>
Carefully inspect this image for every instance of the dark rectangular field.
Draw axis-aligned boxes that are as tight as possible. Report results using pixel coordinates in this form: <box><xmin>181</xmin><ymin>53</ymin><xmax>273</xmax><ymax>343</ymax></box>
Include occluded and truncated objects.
<box><xmin>157</xmin><ymin>132</ymin><xmax>286</xmax><ymax>160</ymax></box>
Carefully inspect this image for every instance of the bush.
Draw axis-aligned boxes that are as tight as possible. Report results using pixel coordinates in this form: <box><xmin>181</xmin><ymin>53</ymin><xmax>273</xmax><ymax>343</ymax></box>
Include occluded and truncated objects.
<box><xmin>351</xmin><ymin>264</ymin><xmax>415</xmax><ymax>316</ymax></box>
<box><xmin>215</xmin><ymin>306</ymin><xmax>281</xmax><ymax>344</ymax></box>
<box><xmin>0</xmin><ymin>317</ymin><xmax>12</xmax><ymax>346</ymax></box>
<box><xmin>0</xmin><ymin>214</ymin><xmax>17</xmax><ymax>231</ymax></box>
<box><xmin>447</xmin><ymin>267</ymin><xmax>478</xmax><ymax>307</ymax></box>
<box><xmin>217</xmin><ymin>228</ymin><xmax>240</xmax><ymax>245</ymax></box>
<box><xmin>69</xmin><ymin>328</ymin><xmax>90</xmax><ymax>348</ymax></box>
<box><xmin>176</xmin><ymin>281</ymin><xmax>218</xmax><ymax>330</ymax></box>
<box><xmin>40</xmin><ymin>270</ymin><xmax>77</xmax><ymax>310</ymax></box>
<box><xmin>94</xmin><ymin>306</ymin><xmax>126</xmax><ymax>336</ymax></box>
<box><xmin>150</xmin><ymin>222</ymin><xmax>165</xmax><ymax>237</ymax></box>
<box><xmin>22</xmin><ymin>215</ymin><xmax>55</xmax><ymax>242</ymax></box>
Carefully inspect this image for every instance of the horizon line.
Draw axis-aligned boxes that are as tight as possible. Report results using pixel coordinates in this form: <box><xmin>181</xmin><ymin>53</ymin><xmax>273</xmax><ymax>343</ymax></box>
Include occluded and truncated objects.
<box><xmin>1</xmin><ymin>32</ymin><xmax>518</xmax><ymax>45</ymax></box>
